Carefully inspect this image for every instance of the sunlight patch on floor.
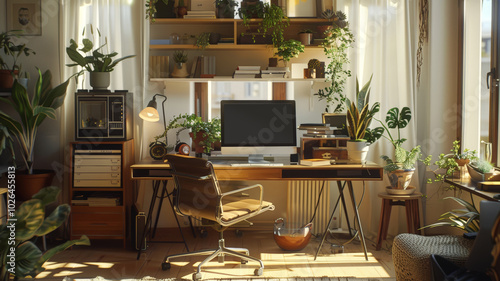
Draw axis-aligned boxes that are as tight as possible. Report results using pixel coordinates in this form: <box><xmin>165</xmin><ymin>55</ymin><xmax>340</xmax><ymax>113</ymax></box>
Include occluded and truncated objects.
<box><xmin>85</xmin><ymin>262</ymin><xmax>115</xmax><ymax>269</ymax></box>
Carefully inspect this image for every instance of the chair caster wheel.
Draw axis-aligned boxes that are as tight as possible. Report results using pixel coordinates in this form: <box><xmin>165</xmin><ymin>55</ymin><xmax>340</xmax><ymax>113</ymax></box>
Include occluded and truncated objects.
<box><xmin>241</xmin><ymin>259</ymin><xmax>248</xmax><ymax>264</ymax></box>
<box><xmin>161</xmin><ymin>262</ymin><xmax>171</xmax><ymax>270</ymax></box>
<box><xmin>192</xmin><ymin>272</ymin><xmax>202</xmax><ymax>281</ymax></box>
<box><xmin>254</xmin><ymin>268</ymin><xmax>263</xmax><ymax>276</ymax></box>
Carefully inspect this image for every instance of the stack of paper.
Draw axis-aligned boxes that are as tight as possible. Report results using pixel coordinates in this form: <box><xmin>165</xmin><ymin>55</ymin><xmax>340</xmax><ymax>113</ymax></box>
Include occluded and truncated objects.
<box><xmin>184</xmin><ymin>11</ymin><xmax>216</xmax><ymax>19</ymax></box>
<box><xmin>233</xmin><ymin>66</ymin><xmax>261</xmax><ymax>78</ymax></box>
<box><xmin>261</xmin><ymin>66</ymin><xmax>289</xmax><ymax>78</ymax></box>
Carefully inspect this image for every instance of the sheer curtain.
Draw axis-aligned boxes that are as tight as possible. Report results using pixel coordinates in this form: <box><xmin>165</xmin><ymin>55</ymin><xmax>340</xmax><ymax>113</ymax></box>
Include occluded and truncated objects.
<box><xmin>60</xmin><ymin>0</ymin><xmax>144</xmax><ymax>157</ymax></box>
<box><xmin>337</xmin><ymin>0</ymin><xmax>420</xmax><ymax>238</ymax></box>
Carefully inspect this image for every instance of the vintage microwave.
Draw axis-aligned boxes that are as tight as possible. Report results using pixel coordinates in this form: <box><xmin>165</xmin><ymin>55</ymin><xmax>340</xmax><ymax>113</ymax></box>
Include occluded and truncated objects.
<box><xmin>75</xmin><ymin>90</ymin><xmax>133</xmax><ymax>141</ymax></box>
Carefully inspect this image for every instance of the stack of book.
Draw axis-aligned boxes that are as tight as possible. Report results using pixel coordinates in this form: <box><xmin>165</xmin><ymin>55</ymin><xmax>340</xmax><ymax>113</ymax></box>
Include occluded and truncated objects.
<box><xmin>298</xmin><ymin>123</ymin><xmax>347</xmax><ymax>138</ymax></box>
<box><xmin>233</xmin><ymin>66</ymin><xmax>261</xmax><ymax>78</ymax></box>
<box><xmin>261</xmin><ymin>66</ymin><xmax>289</xmax><ymax>78</ymax></box>
<box><xmin>149</xmin><ymin>55</ymin><xmax>169</xmax><ymax>78</ymax></box>
<box><xmin>191</xmin><ymin>56</ymin><xmax>216</xmax><ymax>78</ymax></box>
<box><xmin>71</xmin><ymin>197</ymin><xmax>120</xmax><ymax>207</ymax></box>
<box><xmin>184</xmin><ymin>10</ymin><xmax>216</xmax><ymax>19</ymax></box>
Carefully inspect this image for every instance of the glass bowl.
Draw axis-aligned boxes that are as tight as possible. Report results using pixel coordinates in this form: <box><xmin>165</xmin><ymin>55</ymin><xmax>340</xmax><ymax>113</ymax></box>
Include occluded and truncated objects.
<box><xmin>273</xmin><ymin>218</ymin><xmax>312</xmax><ymax>251</ymax></box>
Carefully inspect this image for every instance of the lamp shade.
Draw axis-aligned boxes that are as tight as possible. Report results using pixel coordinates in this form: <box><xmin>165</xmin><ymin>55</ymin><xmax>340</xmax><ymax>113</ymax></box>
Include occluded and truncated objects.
<box><xmin>139</xmin><ymin>106</ymin><xmax>160</xmax><ymax>122</ymax></box>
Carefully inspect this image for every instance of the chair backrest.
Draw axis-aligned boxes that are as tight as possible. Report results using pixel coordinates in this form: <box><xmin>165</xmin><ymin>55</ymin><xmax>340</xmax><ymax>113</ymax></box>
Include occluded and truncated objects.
<box><xmin>164</xmin><ymin>154</ymin><xmax>221</xmax><ymax>222</ymax></box>
<box><xmin>466</xmin><ymin>200</ymin><xmax>500</xmax><ymax>273</ymax></box>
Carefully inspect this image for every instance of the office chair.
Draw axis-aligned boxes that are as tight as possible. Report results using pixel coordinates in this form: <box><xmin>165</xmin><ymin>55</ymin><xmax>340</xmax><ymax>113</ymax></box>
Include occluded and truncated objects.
<box><xmin>162</xmin><ymin>154</ymin><xmax>275</xmax><ymax>281</ymax></box>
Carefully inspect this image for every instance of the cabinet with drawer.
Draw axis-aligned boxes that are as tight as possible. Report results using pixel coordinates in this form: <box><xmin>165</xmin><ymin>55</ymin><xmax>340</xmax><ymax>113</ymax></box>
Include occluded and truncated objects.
<box><xmin>69</xmin><ymin>140</ymin><xmax>134</xmax><ymax>247</ymax></box>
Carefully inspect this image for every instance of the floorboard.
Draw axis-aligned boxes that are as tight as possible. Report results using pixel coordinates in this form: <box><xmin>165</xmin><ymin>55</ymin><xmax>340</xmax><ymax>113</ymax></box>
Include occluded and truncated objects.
<box><xmin>38</xmin><ymin>228</ymin><xmax>396</xmax><ymax>281</ymax></box>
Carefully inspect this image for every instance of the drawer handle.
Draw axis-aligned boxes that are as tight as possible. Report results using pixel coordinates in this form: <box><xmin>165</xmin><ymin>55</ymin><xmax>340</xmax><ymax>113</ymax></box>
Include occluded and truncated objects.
<box><xmin>111</xmin><ymin>166</ymin><xmax>120</xmax><ymax>171</ymax></box>
<box><xmin>111</xmin><ymin>173</ymin><xmax>120</xmax><ymax>178</ymax></box>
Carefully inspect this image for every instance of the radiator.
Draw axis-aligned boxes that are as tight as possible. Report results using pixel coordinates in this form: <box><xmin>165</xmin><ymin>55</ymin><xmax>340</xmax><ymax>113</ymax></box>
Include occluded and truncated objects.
<box><xmin>287</xmin><ymin>180</ymin><xmax>333</xmax><ymax>235</ymax></box>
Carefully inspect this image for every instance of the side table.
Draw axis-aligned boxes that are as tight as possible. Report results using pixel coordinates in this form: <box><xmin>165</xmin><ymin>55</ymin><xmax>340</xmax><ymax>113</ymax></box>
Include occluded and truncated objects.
<box><xmin>376</xmin><ymin>190</ymin><xmax>422</xmax><ymax>250</ymax></box>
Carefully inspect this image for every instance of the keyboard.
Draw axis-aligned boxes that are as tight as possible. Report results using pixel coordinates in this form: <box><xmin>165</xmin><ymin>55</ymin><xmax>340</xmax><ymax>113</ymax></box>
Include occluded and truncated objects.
<box><xmin>230</xmin><ymin>163</ymin><xmax>284</xmax><ymax>167</ymax></box>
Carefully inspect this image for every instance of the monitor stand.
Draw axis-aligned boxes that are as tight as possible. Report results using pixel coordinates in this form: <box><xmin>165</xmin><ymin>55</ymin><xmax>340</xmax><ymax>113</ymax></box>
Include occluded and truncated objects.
<box><xmin>248</xmin><ymin>154</ymin><xmax>271</xmax><ymax>164</ymax></box>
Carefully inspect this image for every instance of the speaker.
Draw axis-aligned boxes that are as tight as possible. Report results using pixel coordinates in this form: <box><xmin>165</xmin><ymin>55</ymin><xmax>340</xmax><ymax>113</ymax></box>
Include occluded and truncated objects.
<box><xmin>135</xmin><ymin>212</ymin><xmax>147</xmax><ymax>250</ymax></box>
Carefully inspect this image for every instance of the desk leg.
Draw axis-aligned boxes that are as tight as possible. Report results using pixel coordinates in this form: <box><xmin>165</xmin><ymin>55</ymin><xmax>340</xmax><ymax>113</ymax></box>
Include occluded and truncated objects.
<box><xmin>137</xmin><ymin>179</ymin><xmax>161</xmax><ymax>260</ymax></box>
<box><xmin>166</xmin><ymin>188</ymin><xmax>190</xmax><ymax>252</ymax></box>
<box><xmin>347</xmin><ymin>181</ymin><xmax>368</xmax><ymax>261</ymax></box>
<box><xmin>314</xmin><ymin>182</ymin><xmax>345</xmax><ymax>260</ymax></box>
<box><xmin>152</xmin><ymin>181</ymin><xmax>168</xmax><ymax>238</ymax></box>
<box><xmin>337</xmin><ymin>181</ymin><xmax>353</xmax><ymax>237</ymax></box>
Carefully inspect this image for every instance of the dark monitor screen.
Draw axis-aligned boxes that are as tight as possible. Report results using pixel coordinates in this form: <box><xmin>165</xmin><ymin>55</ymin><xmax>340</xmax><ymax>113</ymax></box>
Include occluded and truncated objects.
<box><xmin>221</xmin><ymin>100</ymin><xmax>297</xmax><ymax>148</ymax></box>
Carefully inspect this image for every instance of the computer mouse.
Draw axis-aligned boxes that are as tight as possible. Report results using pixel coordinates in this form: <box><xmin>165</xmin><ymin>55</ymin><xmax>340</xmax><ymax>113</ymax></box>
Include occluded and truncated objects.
<box><xmin>493</xmin><ymin>194</ymin><xmax>500</xmax><ymax>200</ymax></box>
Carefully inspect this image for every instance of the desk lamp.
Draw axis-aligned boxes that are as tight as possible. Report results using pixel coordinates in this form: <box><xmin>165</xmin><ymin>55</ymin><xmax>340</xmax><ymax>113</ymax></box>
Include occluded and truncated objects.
<box><xmin>139</xmin><ymin>94</ymin><xmax>169</xmax><ymax>159</ymax></box>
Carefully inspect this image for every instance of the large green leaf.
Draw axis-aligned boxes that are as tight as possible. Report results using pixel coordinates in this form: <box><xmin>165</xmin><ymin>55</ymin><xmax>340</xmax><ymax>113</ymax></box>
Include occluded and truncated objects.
<box><xmin>32</xmin><ymin>235</ymin><xmax>91</xmax><ymax>276</ymax></box>
<box><xmin>14</xmin><ymin>200</ymin><xmax>44</xmax><ymax>241</ymax></box>
<box><xmin>13</xmin><ymin>241</ymin><xmax>42</xmax><ymax>278</ymax></box>
<box><xmin>31</xmin><ymin>186</ymin><xmax>60</xmax><ymax>207</ymax></box>
<box><xmin>35</xmin><ymin>204</ymin><xmax>71</xmax><ymax>236</ymax></box>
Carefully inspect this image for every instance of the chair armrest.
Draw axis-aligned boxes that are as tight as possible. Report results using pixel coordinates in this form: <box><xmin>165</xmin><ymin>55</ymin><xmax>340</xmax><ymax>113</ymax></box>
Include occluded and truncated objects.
<box><xmin>220</xmin><ymin>184</ymin><xmax>264</xmax><ymax>207</ymax></box>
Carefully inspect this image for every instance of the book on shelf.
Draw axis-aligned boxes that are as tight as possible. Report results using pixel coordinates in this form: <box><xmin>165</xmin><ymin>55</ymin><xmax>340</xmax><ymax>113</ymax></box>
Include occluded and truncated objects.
<box><xmin>267</xmin><ymin>66</ymin><xmax>290</xmax><ymax>72</ymax></box>
<box><xmin>261</xmin><ymin>73</ymin><xmax>286</xmax><ymax>78</ymax></box>
<box><xmin>237</xmin><ymin>66</ymin><xmax>261</xmax><ymax>71</ymax></box>
<box><xmin>299</xmin><ymin>159</ymin><xmax>332</xmax><ymax>166</ymax></box>
<box><xmin>234</xmin><ymin>69</ymin><xmax>260</xmax><ymax>75</ymax></box>
<box><xmin>187</xmin><ymin>10</ymin><xmax>215</xmax><ymax>15</ymax></box>
<box><xmin>149</xmin><ymin>55</ymin><xmax>169</xmax><ymax>78</ymax></box>
<box><xmin>233</xmin><ymin>73</ymin><xmax>259</xmax><ymax>78</ymax></box>
<box><xmin>191</xmin><ymin>56</ymin><xmax>216</xmax><ymax>78</ymax></box>
<box><xmin>183</xmin><ymin>15</ymin><xmax>216</xmax><ymax>19</ymax></box>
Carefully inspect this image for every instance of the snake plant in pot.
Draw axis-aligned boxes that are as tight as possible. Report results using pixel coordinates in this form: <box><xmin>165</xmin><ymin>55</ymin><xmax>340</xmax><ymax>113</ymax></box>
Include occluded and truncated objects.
<box><xmin>0</xmin><ymin>69</ymin><xmax>75</xmax><ymax>200</ymax></box>
<box><xmin>345</xmin><ymin>76</ymin><xmax>380</xmax><ymax>163</ymax></box>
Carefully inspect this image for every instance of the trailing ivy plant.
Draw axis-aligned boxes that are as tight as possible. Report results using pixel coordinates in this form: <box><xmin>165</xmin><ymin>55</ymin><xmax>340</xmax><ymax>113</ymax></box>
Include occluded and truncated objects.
<box><xmin>194</xmin><ymin>32</ymin><xmax>211</xmax><ymax>50</ymax></box>
<box><xmin>146</xmin><ymin>0</ymin><xmax>169</xmax><ymax>23</ymax></box>
<box><xmin>315</xmin><ymin>11</ymin><xmax>354</xmax><ymax>113</ymax></box>
<box><xmin>241</xmin><ymin>3</ymin><xmax>289</xmax><ymax>48</ymax></box>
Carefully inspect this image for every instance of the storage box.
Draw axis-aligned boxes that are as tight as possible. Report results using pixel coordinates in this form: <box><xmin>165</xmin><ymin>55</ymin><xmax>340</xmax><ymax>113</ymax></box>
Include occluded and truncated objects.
<box><xmin>190</xmin><ymin>0</ymin><xmax>215</xmax><ymax>11</ymax></box>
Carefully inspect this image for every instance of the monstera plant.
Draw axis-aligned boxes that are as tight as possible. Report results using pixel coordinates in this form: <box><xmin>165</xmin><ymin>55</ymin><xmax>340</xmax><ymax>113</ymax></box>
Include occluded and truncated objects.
<box><xmin>0</xmin><ymin>186</ymin><xmax>90</xmax><ymax>280</ymax></box>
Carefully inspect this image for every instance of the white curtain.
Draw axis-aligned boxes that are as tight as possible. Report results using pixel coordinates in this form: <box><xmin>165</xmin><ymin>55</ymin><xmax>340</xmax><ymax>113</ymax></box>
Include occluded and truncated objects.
<box><xmin>337</xmin><ymin>0</ymin><xmax>420</xmax><ymax>238</ymax></box>
<box><xmin>60</xmin><ymin>0</ymin><xmax>144</xmax><ymax>157</ymax></box>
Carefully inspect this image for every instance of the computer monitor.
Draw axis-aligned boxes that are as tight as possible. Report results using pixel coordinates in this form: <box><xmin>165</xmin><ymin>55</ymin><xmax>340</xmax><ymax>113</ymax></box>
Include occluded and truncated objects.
<box><xmin>221</xmin><ymin>100</ymin><xmax>297</xmax><ymax>163</ymax></box>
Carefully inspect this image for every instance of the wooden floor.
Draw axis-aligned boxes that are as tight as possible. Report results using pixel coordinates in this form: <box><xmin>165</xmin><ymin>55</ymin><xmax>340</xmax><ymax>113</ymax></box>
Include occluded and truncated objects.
<box><xmin>37</xmin><ymin>228</ymin><xmax>396</xmax><ymax>281</ymax></box>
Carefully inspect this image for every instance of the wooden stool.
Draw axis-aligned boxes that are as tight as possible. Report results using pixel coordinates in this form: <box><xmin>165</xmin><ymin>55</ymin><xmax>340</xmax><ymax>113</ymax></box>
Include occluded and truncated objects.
<box><xmin>376</xmin><ymin>191</ymin><xmax>422</xmax><ymax>251</ymax></box>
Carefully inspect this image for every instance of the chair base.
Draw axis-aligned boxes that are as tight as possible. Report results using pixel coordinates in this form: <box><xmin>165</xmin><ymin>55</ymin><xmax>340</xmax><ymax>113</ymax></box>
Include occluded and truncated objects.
<box><xmin>162</xmin><ymin>238</ymin><xmax>264</xmax><ymax>281</ymax></box>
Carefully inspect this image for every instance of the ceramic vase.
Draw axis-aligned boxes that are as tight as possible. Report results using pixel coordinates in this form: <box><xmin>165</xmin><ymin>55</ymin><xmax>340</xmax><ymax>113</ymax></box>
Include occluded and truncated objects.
<box><xmin>346</xmin><ymin>141</ymin><xmax>369</xmax><ymax>163</ymax></box>
<box><xmin>90</xmin><ymin>72</ymin><xmax>110</xmax><ymax>90</ymax></box>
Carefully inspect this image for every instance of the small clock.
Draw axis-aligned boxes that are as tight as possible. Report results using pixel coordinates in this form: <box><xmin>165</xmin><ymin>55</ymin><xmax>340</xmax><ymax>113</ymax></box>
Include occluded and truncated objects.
<box><xmin>149</xmin><ymin>141</ymin><xmax>168</xmax><ymax>160</ymax></box>
<box><xmin>175</xmin><ymin>142</ymin><xmax>191</xmax><ymax>155</ymax></box>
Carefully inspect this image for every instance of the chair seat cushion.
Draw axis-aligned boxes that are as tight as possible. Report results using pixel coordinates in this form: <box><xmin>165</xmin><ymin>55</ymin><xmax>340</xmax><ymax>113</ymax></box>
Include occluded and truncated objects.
<box><xmin>221</xmin><ymin>199</ymin><xmax>273</xmax><ymax>222</ymax></box>
<box><xmin>392</xmin><ymin>233</ymin><xmax>474</xmax><ymax>281</ymax></box>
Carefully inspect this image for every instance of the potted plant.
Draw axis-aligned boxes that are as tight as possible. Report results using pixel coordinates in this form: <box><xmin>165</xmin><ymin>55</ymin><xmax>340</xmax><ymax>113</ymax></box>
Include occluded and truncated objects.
<box><xmin>373</xmin><ymin>106</ymin><xmax>431</xmax><ymax>192</ymax></box>
<box><xmin>158</xmin><ymin>113</ymin><xmax>221</xmax><ymax>157</ymax></box>
<box><xmin>298</xmin><ymin>29</ymin><xmax>313</xmax><ymax>46</ymax></box>
<box><xmin>431</xmin><ymin>140</ymin><xmax>478</xmax><ymax>182</ymax></box>
<box><xmin>467</xmin><ymin>158</ymin><xmax>496</xmax><ymax>182</ymax></box>
<box><xmin>66</xmin><ymin>26</ymin><xmax>135</xmax><ymax>89</ymax></box>
<box><xmin>0</xmin><ymin>69</ymin><xmax>76</xmax><ymax>200</ymax></box>
<box><xmin>274</xmin><ymin>39</ymin><xmax>304</xmax><ymax>68</ymax></box>
<box><xmin>194</xmin><ymin>32</ymin><xmax>211</xmax><ymax>50</ymax></box>
<box><xmin>171</xmin><ymin>50</ymin><xmax>189</xmax><ymax>78</ymax></box>
<box><xmin>315</xmin><ymin>11</ymin><xmax>354</xmax><ymax>113</ymax></box>
<box><xmin>420</xmin><ymin>197</ymin><xmax>479</xmax><ymax>233</ymax></box>
<box><xmin>0</xmin><ymin>186</ymin><xmax>90</xmax><ymax>280</ymax></box>
<box><xmin>345</xmin><ymin>76</ymin><xmax>380</xmax><ymax>162</ymax></box>
<box><xmin>241</xmin><ymin>2</ymin><xmax>289</xmax><ymax>47</ymax></box>
<box><xmin>0</xmin><ymin>31</ymin><xmax>36</xmax><ymax>89</ymax></box>
<box><xmin>216</xmin><ymin>0</ymin><xmax>238</xmax><ymax>18</ymax></box>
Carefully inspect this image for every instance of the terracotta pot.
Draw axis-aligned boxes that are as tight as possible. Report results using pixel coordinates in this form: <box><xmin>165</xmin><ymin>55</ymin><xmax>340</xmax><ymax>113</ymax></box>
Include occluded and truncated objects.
<box><xmin>386</xmin><ymin>169</ymin><xmax>415</xmax><ymax>190</ymax></box>
<box><xmin>189</xmin><ymin>131</ymin><xmax>208</xmax><ymax>155</ymax></box>
<box><xmin>0</xmin><ymin>69</ymin><xmax>17</xmax><ymax>89</ymax></box>
<box><xmin>455</xmin><ymin>159</ymin><xmax>470</xmax><ymax>166</ymax></box>
<box><xmin>298</xmin><ymin>33</ymin><xmax>312</xmax><ymax>45</ymax></box>
<box><xmin>177</xmin><ymin>6</ymin><xmax>187</xmax><ymax>18</ymax></box>
<box><xmin>15</xmin><ymin>170</ymin><xmax>55</xmax><ymax>201</ymax></box>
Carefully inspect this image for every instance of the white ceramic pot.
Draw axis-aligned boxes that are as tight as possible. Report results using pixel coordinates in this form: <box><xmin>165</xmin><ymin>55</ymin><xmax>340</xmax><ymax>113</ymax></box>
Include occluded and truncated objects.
<box><xmin>386</xmin><ymin>169</ymin><xmax>415</xmax><ymax>190</ymax></box>
<box><xmin>90</xmin><ymin>72</ymin><xmax>110</xmax><ymax>90</ymax></box>
<box><xmin>346</xmin><ymin>141</ymin><xmax>369</xmax><ymax>163</ymax></box>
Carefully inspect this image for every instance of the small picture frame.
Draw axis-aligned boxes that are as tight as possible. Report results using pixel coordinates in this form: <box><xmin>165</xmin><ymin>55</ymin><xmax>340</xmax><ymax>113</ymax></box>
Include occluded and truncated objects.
<box><xmin>6</xmin><ymin>0</ymin><xmax>42</xmax><ymax>36</ymax></box>
<box><xmin>322</xmin><ymin>113</ymin><xmax>348</xmax><ymax>134</ymax></box>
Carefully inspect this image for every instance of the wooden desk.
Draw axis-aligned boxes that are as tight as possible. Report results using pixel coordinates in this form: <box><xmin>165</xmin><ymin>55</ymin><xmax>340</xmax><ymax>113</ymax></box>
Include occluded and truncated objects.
<box><xmin>131</xmin><ymin>160</ymin><xmax>383</xmax><ymax>261</ymax></box>
<box><xmin>444</xmin><ymin>178</ymin><xmax>497</xmax><ymax>201</ymax></box>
